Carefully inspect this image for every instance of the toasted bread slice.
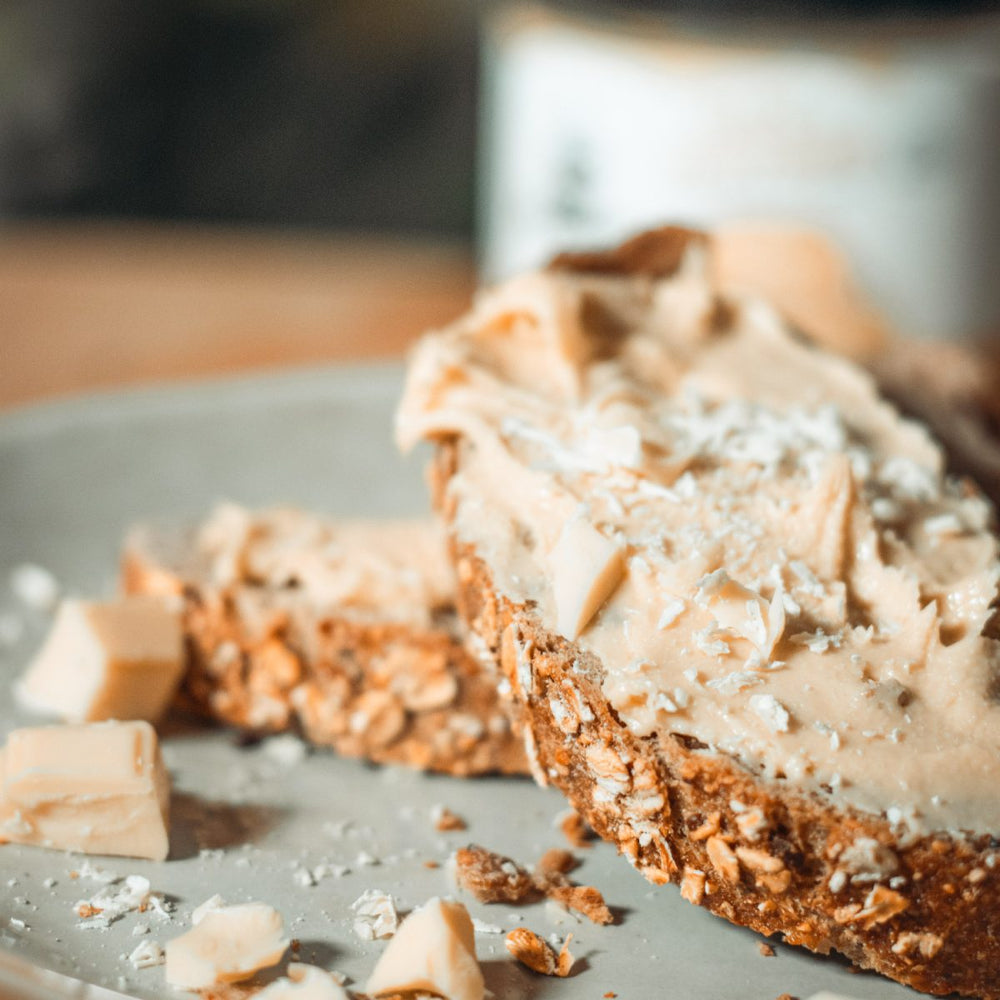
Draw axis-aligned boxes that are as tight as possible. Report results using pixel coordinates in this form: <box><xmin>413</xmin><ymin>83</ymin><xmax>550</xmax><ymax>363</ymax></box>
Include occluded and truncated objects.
<box><xmin>121</xmin><ymin>504</ymin><xmax>525</xmax><ymax>776</ymax></box>
<box><xmin>399</xmin><ymin>227</ymin><xmax>1000</xmax><ymax>997</ymax></box>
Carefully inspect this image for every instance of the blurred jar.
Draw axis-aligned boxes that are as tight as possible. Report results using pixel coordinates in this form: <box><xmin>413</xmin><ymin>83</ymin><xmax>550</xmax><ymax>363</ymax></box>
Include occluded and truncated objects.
<box><xmin>479</xmin><ymin>1</ymin><xmax>1000</xmax><ymax>343</ymax></box>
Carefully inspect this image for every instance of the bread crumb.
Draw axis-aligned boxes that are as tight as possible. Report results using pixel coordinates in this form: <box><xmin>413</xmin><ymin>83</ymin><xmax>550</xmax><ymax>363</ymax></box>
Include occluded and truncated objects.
<box><xmin>432</xmin><ymin>805</ymin><xmax>467</xmax><ymax>832</ymax></box>
<box><xmin>455</xmin><ymin>842</ymin><xmax>613</xmax><ymax>924</ymax></box>
<box><xmin>758</xmin><ymin>942</ymin><xmax>775</xmax><ymax>957</ymax></box>
<box><xmin>260</xmin><ymin>734</ymin><xmax>308</xmax><ymax>766</ymax></box>
<box><xmin>535</xmin><ymin>848</ymin><xmax>578</xmax><ymax>880</ymax></box>
<box><xmin>558</xmin><ymin>809</ymin><xmax>595</xmax><ymax>849</ymax></box>
<box><xmin>505</xmin><ymin>927</ymin><xmax>573</xmax><ymax>976</ymax></box>
<box><xmin>547</xmin><ymin>885</ymin><xmax>613</xmax><ymax>925</ymax></box>
<box><xmin>454</xmin><ymin>845</ymin><xmax>537</xmax><ymax>904</ymax></box>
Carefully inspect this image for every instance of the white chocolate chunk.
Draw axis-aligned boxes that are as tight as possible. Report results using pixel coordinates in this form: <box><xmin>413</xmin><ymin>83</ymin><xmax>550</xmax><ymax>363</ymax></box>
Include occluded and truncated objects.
<box><xmin>351</xmin><ymin>889</ymin><xmax>398</xmax><ymax>940</ymax></box>
<box><xmin>18</xmin><ymin>597</ymin><xmax>183</xmax><ymax>724</ymax></box>
<box><xmin>10</xmin><ymin>563</ymin><xmax>59</xmax><ymax>610</ymax></box>
<box><xmin>128</xmin><ymin>940</ymin><xmax>164</xmax><ymax>969</ymax></box>
<box><xmin>695</xmin><ymin>570</ymin><xmax>784</xmax><ymax>659</ymax></box>
<box><xmin>365</xmin><ymin>897</ymin><xmax>484</xmax><ymax>1000</ymax></box>
<box><xmin>657</xmin><ymin>598</ymin><xmax>685</xmax><ymax>629</ymax></box>
<box><xmin>192</xmin><ymin>894</ymin><xmax>226</xmax><ymax>925</ymax></box>
<box><xmin>749</xmin><ymin>694</ymin><xmax>791</xmax><ymax>734</ymax></box>
<box><xmin>550</xmin><ymin>518</ymin><xmax>624</xmax><ymax>639</ymax></box>
<box><xmin>0</xmin><ymin>720</ymin><xmax>170</xmax><ymax>860</ymax></box>
<box><xmin>77</xmin><ymin>874</ymin><xmax>154</xmax><ymax>928</ymax></box>
<box><xmin>164</xmin><ymin>902</ymin><xmax>288</xmax><ymax>989</ymax></box>
<box><xmin>257</xmin><ymin>964</ymin><xmax>349</xmax><ymax>1000</ymax></box>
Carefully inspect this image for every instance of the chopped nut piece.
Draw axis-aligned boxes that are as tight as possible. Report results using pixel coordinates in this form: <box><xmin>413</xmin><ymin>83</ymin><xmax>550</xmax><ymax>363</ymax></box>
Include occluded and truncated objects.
<box><xmin>706</xmin><ymin>836</ymin><xmax>741</xmax><ymax>881</ymax></box>
<box><xmin>834</xmin><ymin>903</ymin><xmax>862</xmax><ymax>925</ymax></box>
<box><xmin>689</xmin><ymin>812</ymin><xmax>721</xmax><ymax>841</ymax></box>
<box><xmin>584</xmin><ymin>742</ymin><xmax>632</xmax><ymax>796</ymax></box>
<box><xmin>758</xmin><ymin>870</ymin><xmax>792</xmax><ymax>894</ymax></box>
<box><xmin>382</xmin><ymin>646</ymin><xmax>459</xmax><ymax>712</ymax></box>
<box><xmin>680</xmin><ymin>868</ymin><xmax>706</xmax><ymax>905</ymax></box>
<box><xmin>736</xmin><ymin>847</ymin><xmax>785</xmax><ymax>874</ymax></box>
<box><xmin>348</xmin><ymin>690</ymin><xmax>406</xmax><ymax>749</ymax></box>
<box><xmin>454</xmin><ymin>845</ymin><xmax>537</xmax><ymax>904</ymax></box>
<box><xmin>854</xmin><ymin>885</ymin><xmax>909</xmax><ymax>929</ymax></box>
<box><xmin>432</xmin><ymin>805</ymin><xmax>467</xmax><ymax>832</ymax></box>
<box><xmin>892</xmin><ymin>931</ymin><xmax>944</xmax><ymax>960</ymax></box>
<box><xmin>505</xmin><ymin>927</ymin><xmax>573</xmax><ymax>977</ymax></box>
<box><xmin>735</xmin><ymin>807</ymin><xmax>769</xmax><ymax>841</ymax></box>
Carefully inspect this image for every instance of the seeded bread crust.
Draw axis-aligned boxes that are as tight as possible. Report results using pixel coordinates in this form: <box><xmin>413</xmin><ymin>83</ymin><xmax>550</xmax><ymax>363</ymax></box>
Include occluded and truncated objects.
<box><xmin>121</xmin><ymin>524</ymin><xmax>526</xmax><ymax>776</ymax></box>
<box><xmin>431</xmin><ymin>441</ymin><xmax>1000</xmax><ymax>999</ymax></box>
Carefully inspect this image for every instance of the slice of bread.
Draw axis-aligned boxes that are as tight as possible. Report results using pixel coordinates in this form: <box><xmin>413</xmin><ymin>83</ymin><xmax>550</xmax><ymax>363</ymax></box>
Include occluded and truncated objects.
<box><xmin>399</xmin><ymin>228</ymin><xmax>1000</xmax><ymax>997</ymax></box>
<box><xmin>121</xmin><ymin>504</ymin><xmax>525</xmax><ymax>776</ymax></box>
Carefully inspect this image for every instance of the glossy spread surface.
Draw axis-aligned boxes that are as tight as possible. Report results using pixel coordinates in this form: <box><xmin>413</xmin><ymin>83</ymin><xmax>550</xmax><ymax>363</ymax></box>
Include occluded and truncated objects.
<box><xmin>196</xmin><ymin>504</ymin><xmax>455</xmax><ymax>630</ymax></box>
<box><xmin>398</xmin><ymin>240</ymin><xmax>1000</xmax><ymax>836</ymax></box>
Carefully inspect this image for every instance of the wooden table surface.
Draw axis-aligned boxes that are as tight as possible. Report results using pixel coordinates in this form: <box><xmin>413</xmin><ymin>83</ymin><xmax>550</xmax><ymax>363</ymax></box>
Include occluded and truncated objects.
<box><xmin>0</xmin><ymin>223</ymin><xmax>476</xmax><ymax>409</ymax></box>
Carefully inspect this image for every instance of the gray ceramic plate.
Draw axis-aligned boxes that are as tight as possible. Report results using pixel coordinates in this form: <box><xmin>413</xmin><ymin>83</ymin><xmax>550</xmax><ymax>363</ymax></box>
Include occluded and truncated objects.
<box><xmin>0</xmin><ymin>364</ymin><xmax>917</xmax><ymax>999</ymax></box>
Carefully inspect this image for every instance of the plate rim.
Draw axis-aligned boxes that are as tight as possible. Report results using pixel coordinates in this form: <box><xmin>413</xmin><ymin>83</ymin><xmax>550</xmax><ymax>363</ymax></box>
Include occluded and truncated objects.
<box><xmin>0</xmin><ymin>360</ymin><xmax>406</xmax><ymax>445</ymax></box>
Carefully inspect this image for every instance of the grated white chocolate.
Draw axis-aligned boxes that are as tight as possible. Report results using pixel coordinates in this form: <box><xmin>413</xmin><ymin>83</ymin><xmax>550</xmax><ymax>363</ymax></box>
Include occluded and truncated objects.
<box><xmin>398</xmin><ymin>243</ymin><xmax>1000</xmax><ymax>836</ymax></box>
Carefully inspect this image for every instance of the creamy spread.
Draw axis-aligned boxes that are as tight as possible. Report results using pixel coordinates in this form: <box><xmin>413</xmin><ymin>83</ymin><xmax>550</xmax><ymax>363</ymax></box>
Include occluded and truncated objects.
<box><xmin>397</xmin><ymin>239</ymin><xmax>1000</xmax><ymax>837</ymax></box>
<box><xmin>196</xmin><ymin>504</ymin><xmax>455</xmax><ymax>630</ymax></box>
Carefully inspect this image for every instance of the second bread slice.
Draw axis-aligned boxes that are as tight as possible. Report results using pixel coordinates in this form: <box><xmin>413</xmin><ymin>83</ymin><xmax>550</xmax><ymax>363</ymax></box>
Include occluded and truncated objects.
<box><xmin>122</xmin><ymin>504</ymin><xmax>526</xmax><ymax>776</ymax></box>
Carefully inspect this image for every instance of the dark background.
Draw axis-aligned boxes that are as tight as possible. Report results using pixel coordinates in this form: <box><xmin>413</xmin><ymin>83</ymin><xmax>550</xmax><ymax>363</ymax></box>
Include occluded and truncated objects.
<box><xmin>0</xmin><ymin>0</ymin><xmax>988</xmax><ymax>241</ymax></box>
<box><xmin>0</xmin><ymin>0</ymin><xmax>480</xmax><ymax>238</ymax></box>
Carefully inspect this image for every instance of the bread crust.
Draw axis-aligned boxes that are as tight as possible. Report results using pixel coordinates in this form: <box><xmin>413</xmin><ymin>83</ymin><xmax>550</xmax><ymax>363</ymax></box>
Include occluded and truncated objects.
<box><xmin>433</xmin><ymin>442</ymin><xmax>1000</xmax><ymax>999</ymax></box>
<box><xmin>121</xmin><ymin>530</ymin><xmax>526</xmax><ymax>777</ymax></box>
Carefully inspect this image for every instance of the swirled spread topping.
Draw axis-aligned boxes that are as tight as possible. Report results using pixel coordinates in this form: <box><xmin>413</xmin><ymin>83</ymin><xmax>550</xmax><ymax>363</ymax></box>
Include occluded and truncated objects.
<box><xmin>398</xmin><ymin>234</ymin><xmax>1000</xmax><ymax>836</ymax></box>
<box><xmin>195</xmin><ymin>504</ymin><xmax>455</xmax><ymax>630</ymax></box>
